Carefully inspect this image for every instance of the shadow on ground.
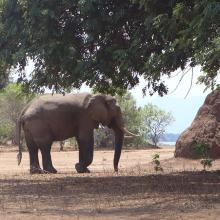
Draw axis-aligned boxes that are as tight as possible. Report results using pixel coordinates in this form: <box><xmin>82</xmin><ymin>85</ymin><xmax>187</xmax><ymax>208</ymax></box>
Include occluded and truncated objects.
<box><xmin>0</xmin><ymin>171</ymin><xmax>220</xmax><ymax>218</ymax></box>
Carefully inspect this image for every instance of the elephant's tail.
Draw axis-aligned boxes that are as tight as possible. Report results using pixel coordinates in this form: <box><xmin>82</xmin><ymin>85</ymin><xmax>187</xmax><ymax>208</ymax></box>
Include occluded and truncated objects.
<box><xmin>15</xmin><ymin>99</ymin><xmax>34</xmax><ymax>165</ymax></box>
<box><xmin>16</xmin><ymin>116</ymin><xmax>23</xmax><ymax>166</ymax></box>
<box><xmin>15</xmin><ymin>100</ymin><xmax>32</xmax><ymax>165</ymax></box>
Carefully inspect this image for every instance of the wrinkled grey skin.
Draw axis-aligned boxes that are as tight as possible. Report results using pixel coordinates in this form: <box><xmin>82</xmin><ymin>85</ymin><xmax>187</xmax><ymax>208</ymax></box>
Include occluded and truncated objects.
<box><xmin>16</xmin><ymin>93</ymin><xmax>124</xmax><ymax>174</ymax></box>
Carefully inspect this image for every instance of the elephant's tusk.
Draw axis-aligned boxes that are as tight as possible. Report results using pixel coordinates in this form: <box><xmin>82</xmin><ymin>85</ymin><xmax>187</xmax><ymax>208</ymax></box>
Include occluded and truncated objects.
<box><xmin>122</xmin><ymin>127</ymin><xmax>139</xmax><ymax>137</ymax></box>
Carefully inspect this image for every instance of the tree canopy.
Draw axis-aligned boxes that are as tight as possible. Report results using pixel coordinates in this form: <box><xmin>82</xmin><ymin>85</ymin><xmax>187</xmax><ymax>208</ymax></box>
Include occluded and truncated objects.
<box><xmin>0</xmin><ymin>0</ymin><xmax>219</xmax><ymax>94</ymax></box>
<box><xmin>0</xmin><ymin>60</ymin><xmax>10</xmax><ymax>89</ymax></box>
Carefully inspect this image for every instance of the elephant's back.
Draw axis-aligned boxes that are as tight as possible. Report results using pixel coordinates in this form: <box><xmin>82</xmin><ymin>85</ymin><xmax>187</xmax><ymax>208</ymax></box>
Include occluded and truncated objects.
<box><xmin>21</xmin><ymin>93</ymin><xmax>92</xmax><ymax>140</ymax></box>
<box><xmin>23</xmin><ymin>93</ymin><xmax>91</xmax><ymax>118</ymax></box>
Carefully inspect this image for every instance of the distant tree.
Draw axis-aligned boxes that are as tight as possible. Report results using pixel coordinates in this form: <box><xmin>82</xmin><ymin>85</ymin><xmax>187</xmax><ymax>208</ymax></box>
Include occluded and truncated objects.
<box><xmin>0</xmin><ymin>60</ymin><xmax>10</xmax><ymax>89</ymax></box>
<box><xmin>116</xmin><ymin>92</ymin><xmax>141</xmax><ymax>134</ymax></box>
<box><xmin>0</xmin><ymin>1</ymin><xmax>219</xmax><ymax>95</ymax></box>
<box><xmin>140</xmin><ymin>104</ymin><xmax>174</xmax><ymax>147</ymax></box>
<box><xmin>116</xmin><ymin>92</ymin><xmax>146</xmax><ymax>148</ymax></box>
<box><xmin>0</xmin><ymin>83</ymin><xmax>35</xmax><ymax>144</ymax></box>
<box><xmin>94</xmin><ymin>126</ymin><xmax>114</xmax><ymax>149</ymax></box>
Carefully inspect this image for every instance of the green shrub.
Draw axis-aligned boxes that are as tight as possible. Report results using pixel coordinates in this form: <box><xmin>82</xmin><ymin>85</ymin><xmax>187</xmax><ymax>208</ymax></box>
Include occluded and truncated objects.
<box><xmin>0</xmin><ymin>83</ymin><xmax>35</xmax><ymax>144</ymax></box>
<box><xmin>0</xmin><ymin>123</ymin><xmax>11</xmax><ymax>144</ymax></box>
<box><xmin>194</xmin><ymin>143</ymin><xmax>213</xmax><ymax>171</ymax></box>
<box><xmin>152</xmin><ymin>154</ymin><xmax>163</xmax><ymax>172</ymax></box>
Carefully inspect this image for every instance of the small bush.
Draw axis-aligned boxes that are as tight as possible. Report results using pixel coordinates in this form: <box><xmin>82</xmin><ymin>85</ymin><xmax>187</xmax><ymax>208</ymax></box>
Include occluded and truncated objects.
<box><xmin>200</xmin><ymin>159</ymin><xmax>213</xmax><ymax>170</ymax></box>
<box><xmin>194</xmin><ymin>143</ymin><xmax>213</xmax><ymax>171</ymax></box>
<box><xmin>0</xmin><ymin>123</ymin><xmax>11</xmax><ymax>144</ymax></box>
<box><xmin>152</xmin><ymin>154</ymin><xmax>163</xmax><ymax>172</ymax></box>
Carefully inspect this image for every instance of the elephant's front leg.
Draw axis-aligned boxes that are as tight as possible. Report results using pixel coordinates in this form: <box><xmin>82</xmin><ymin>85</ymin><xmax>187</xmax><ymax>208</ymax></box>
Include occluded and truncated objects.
<box><xmin>75</xmin><ymin>130</ymin><xmax>94</xmax><ymax>173</ymax></box>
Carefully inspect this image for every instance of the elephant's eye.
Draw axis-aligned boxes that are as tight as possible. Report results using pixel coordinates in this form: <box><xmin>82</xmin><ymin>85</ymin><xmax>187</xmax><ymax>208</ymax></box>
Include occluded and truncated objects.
<box><xmin>107</xmin><ymin>99</ymin><xmax>116</xmax><ymax>106</ymax></box>
<box><xmin>111</xmin><ymin>98</ymin><xmax>117</xmax><ymax>104</ymax></box>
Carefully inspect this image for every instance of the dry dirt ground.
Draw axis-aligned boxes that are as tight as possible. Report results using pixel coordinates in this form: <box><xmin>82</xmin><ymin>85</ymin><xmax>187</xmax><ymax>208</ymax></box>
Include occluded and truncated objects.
<box><xmin>1</xmin><ymin>145</ymin><xmax>220</xmax><ymax>220</ymax></box>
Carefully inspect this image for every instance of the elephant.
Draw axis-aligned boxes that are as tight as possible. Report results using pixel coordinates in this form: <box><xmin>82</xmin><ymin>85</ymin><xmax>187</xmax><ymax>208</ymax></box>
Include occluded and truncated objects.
<box><xmin>16</xmin><ymin>92</ymin><xmax>137</xmax><ymax>174</ymax></box>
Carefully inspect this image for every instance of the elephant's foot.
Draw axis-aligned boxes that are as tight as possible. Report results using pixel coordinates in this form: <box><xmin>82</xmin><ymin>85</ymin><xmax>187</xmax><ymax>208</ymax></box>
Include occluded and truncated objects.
<box><xmin>75</xmin><ymin>163</ymin><xmax>90</xmax><ymax>173</ymax></box>
<box><xmin>43</xmin><ymin>166</ymin><xmax>57</xmax><ymax>174</ymax></box>
<box><xmin>30</xmin><ymin>167</ymin><xmax>44</xmax><ymax>174</ymax></box>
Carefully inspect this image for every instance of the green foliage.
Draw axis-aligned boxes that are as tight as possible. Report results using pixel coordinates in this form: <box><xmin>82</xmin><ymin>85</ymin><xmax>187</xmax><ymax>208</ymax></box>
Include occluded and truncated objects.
<box><xmin>116</xmin><ymin>92</ymin><xmax>147</xmax><ymax>148</ymax></box>
<box><xmin>94</xmin><ymin>127</ymin><xmax>114</xmax><ymax>148</ymax></box>
<box><xmin>152</xmin><ymin>153</ymin><xmax>163</xmax><ymax>172</ymax></box>
<box><xmin>0</xmin><ymin>123</ymin><xmax>11</xmax><ymax>144</ymax></box>
<box><xmin>194</xmin><ymin>143</ymin><xmax>208</xmax><ymax>158</ymax></box>
<box><xmin>68</xmin><ymin>137</ymin><xmax>78</xmax><ymax>149</ymax></box>
<box><xmin>140</xmin><ymin>104</ymin><xmax>174</xmax><ymax>147</ymax></box>
<box><xmin>1</xmin><ymin>1</ymin><xmax>219</xmax><ymax>94</ymax></box>
<box><xmin>194</xmin><ymin>143</ymin><xmax>213</xmax><ymax>171</ymax></box>
<box><xmin>116</xmin><ymin>92</ymin><xmax>141</xmax><ymax>133</ymax></box>
<box><xmin>200</xmin><ymin>159</ymin><xmax>213</xmax><ymax>170</ymax></box>
<box><xmin>0</xmin><ymin>83</ymin><xmax>35</xmax><ymax>143</ymax></box>
<box><xmin>0</xmin><ymin>60</ymin><xmax>10</xmax><ymax>89</ymax></box>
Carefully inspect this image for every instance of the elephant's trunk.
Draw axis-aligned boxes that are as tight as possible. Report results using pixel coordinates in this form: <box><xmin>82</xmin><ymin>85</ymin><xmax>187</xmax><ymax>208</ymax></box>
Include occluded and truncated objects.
<box><xmin>110</xmin><ymin>107</ymin><xmax>139</xmax><ymax>172</ymax></box>
<box><xmin>112</xmin><ymin>126</ymin><xmax>124</xmax><ymax>172</ymax></box>
<box><xmin>113</xmin><ymin>125</ymin><xmax>139</xmax><ymax>171</ymax></box>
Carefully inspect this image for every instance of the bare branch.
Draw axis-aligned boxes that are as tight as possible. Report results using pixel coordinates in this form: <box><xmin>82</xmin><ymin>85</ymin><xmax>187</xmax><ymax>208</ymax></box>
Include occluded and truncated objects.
<box><xmin>168</xmin><ymin>67</ymin><xmax>192</xmax><ymax>95</ymax></box>
<box><xmin>184</xmin><ymin>67</ymin><xmax>194</xmax><ymax>99</ymax></box>
<box><xmin>167</xmin><ymin>64</ymin><xmax>190</xmax><ymax>79</ymax></box>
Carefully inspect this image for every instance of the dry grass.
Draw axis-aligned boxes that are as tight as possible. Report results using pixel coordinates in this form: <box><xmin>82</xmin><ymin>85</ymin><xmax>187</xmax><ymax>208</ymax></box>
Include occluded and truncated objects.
<box><xmin>0</xmin><ymin>145</ymin><xmax>220</xmax><ymax>219</ymax></box>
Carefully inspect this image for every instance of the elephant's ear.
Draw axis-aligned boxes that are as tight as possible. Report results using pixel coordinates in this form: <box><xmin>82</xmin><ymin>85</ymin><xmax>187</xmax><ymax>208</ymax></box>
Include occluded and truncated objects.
<box><xmin>86</xmin><ymin>95</ymin><xmax>109</xmax><ymax>125</ymax></box>
<box><xmin>105</xmin><ymin>96</ymin><xmax>124</xmax><ymax>128</ymax></box>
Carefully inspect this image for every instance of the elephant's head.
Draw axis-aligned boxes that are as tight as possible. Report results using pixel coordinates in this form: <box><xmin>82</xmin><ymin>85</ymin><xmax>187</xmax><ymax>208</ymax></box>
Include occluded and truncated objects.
<box><xmin>86</xmin><ymin>94</ymin><xmax>125</xmax><ymax>172</ymax></box>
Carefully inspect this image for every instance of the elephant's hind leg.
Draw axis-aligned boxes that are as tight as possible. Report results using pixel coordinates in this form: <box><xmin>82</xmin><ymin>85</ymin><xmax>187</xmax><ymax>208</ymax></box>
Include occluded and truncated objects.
<box><xmin>25</xmin><ymin>134</ymin><xmax>43</xmax><ymax>174</ymax></box>
<box><xmin>40</xmin><ymin>143</ymin><xmax>57</xmax><ymax>174</ymax></box>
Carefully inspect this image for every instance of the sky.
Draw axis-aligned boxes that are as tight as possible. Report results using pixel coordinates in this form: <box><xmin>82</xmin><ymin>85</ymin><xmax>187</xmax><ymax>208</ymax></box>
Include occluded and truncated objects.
<box><xmin>130</xmin><ymin>66</ymin><xmax>210</xmax><ymax>134</ymax></box>
<box><xmin>22</xmin><ymin>62</ymin><xmax>211</xmax><ymax>134</ymax></box>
